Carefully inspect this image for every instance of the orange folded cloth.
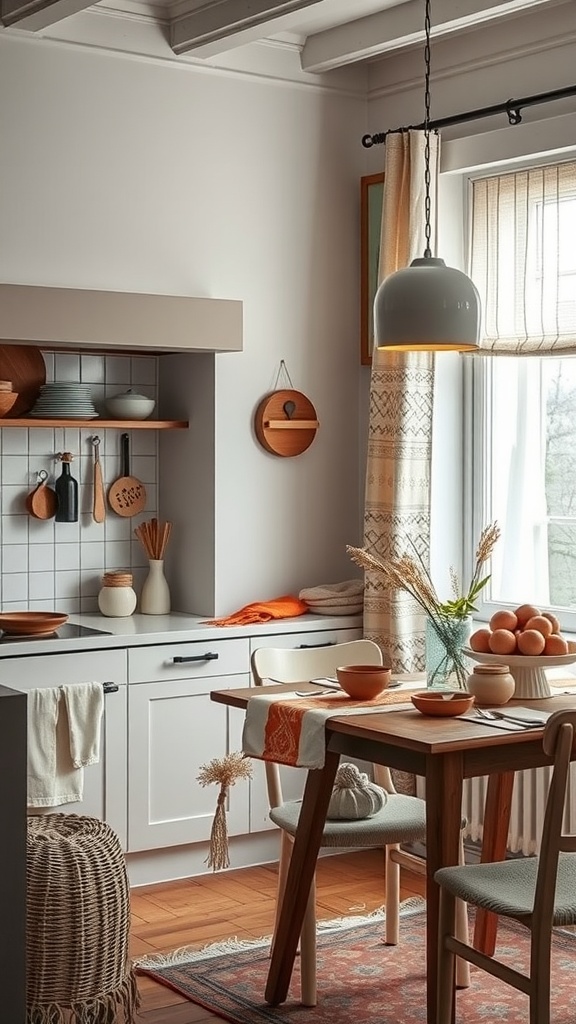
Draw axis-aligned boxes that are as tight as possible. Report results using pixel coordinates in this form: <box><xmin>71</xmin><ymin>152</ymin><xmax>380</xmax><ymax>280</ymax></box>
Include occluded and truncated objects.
<box><xmin>203</xmin><ymin>595</ymin><xmax>308</xmax><ymax>627</ymax></box>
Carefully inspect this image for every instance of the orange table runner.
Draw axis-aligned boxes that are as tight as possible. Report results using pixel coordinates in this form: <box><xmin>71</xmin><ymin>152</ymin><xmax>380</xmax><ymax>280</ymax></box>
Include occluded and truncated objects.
<box><xmin>242</xmin><ymin>687</ymin><xmax>423</xmax><ymax>769</ymax></box>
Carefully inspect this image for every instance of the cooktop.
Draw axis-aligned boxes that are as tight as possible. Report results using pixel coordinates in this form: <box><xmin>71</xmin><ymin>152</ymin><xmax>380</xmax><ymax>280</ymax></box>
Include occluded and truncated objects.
<box><xmin>0</xmin><ymin>624</ymin><xmax>113</xmax><ymax>642</ymax></box>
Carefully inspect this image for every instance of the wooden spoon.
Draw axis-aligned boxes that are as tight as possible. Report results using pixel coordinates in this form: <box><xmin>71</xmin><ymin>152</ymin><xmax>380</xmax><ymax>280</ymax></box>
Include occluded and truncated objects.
<box><xmin>28</xmin><ymin>471</ymin><xmax>57</xmax><ymax>520</ymax></box>
<box><xmin>108</xmin><ymin>432</ymin><xmax>146</xmax><ymax>517</ymax></box>
<box><xmin>91</xmin><ymin>435</ymin><xmax>105</xmax><ymax>523</ymax></box>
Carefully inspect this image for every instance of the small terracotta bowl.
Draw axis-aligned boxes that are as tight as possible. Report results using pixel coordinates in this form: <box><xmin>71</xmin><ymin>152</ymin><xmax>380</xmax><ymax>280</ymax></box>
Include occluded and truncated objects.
<box><xmin>411</xmin><ymin>691</ymin><xmax>475</xmax><ymax>717</ymax></box>
<box><xmin>336</xmin><ymin>664</ymin><xmax>392</xmax><ymax>700</ymax></box>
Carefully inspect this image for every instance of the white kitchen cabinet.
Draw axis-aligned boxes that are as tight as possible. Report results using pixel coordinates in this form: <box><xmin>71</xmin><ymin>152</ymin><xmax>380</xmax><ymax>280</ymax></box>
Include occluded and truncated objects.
<box><xmin>247</xmin><ymin>625</ymin><xmax>363</xmax><ymax>833</ymax></box>
<box><xmin>0</xmin><ymin>649</ymin><xmax>128</xmax><ymax>847</ymax></box>
<box><xmin>127</xmin><ymin>638</ymin><xmax>250</xmax><ymax>852</ymax></box>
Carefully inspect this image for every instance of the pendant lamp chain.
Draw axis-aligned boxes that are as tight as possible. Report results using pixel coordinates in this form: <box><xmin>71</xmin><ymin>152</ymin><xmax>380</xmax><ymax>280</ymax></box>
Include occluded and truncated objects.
<box><xmin>423</xmin><ymin>0</ymin><xmax>432</xmax><ymax>259</ymax></box>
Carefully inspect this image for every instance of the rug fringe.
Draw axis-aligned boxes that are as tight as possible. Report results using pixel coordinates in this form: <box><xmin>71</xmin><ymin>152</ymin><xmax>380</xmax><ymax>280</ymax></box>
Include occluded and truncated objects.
<box><xmin>317</xmin><ymin>895</ymin><xmax>425</xmax><ymax>933</ymax></box>
<box><xmin>134</xmin><ymin>936</ymin><xmax>271</xmax><ymax>970</ymax></box>
<box><xmin>133</xmin><ymin>896</ymin><xmax>426</xmax><ymax>970</ymax></box>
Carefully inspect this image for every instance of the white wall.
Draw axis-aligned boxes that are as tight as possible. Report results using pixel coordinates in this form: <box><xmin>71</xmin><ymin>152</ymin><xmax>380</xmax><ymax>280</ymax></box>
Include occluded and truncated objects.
<box><xmin>0</xmin><ymin>32</ymin><xmax>367</xmax><ymax>616</ymax></box>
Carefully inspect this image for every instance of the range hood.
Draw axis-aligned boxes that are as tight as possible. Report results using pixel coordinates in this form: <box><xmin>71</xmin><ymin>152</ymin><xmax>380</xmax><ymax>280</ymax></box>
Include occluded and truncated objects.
<box><xmin>0</xmin><ymin>284</ymin><xmax>243</xmax><ymax>354</ymax></box>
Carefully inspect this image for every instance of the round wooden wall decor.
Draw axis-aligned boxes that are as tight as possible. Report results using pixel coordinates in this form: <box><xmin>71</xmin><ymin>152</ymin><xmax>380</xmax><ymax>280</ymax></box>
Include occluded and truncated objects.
<box><xmin>254</xmin><ymin>388</ymin><xmax>319</xmax><ymax>458</ymax></box>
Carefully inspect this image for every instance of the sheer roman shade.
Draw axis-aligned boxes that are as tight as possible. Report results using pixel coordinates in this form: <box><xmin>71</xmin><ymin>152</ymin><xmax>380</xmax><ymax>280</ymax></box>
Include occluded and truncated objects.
<box><xmin>471</xmin><ymin>160</ymin><xmax>576</xmax><ymax>355</ymax></box>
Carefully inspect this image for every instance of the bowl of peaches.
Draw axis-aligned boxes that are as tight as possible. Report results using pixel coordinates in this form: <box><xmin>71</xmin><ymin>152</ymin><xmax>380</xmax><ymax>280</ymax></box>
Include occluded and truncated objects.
<box><xmin>465</xmin><ymin>604</ymin><xmax>576</xmax><ymax>699</ymax></box>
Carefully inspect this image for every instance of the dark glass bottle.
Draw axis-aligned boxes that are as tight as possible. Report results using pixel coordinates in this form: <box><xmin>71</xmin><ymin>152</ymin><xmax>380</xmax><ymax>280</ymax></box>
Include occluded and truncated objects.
<box><xmin>55</xmin><ymin>452</ymin><xmax>78</xmax><ymax>522</ymax></box>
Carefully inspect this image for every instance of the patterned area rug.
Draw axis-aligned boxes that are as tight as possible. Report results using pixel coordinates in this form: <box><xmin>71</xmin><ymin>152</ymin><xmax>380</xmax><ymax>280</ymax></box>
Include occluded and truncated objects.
<box><xmin>135</xmin><ymin>900</ymin><xmax>576</xmax><ymax>1023</ymax></box>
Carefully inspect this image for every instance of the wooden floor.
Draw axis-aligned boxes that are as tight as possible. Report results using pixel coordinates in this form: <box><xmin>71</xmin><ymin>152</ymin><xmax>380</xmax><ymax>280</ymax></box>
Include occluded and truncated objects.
<box><xmin>132</xmin><ymin>849</ymin><xmax>426</xmax><ymax>1023</ymax></box>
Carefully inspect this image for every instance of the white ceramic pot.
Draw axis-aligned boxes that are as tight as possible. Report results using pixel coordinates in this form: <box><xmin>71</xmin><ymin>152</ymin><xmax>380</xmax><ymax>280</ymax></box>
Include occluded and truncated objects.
<box><xmin>105</xmin><ymin>389</ymin><xmax>155</xmax><ymax>420</ymax></box>
<box><xmin>466</xmin><ymin>665</ymin><xmax>515</xmax><ymax>706</ymax></box>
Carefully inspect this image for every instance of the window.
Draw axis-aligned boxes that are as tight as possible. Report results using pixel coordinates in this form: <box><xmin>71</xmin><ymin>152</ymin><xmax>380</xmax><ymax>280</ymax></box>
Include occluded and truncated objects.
<box><xmin>469</xmin><ymin>160</ymin><xmax>576</xmax><ymax>629</ymax></box>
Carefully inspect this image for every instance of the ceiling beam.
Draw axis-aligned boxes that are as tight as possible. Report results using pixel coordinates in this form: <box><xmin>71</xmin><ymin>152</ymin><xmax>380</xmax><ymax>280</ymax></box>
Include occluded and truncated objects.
<box><xmin>301</xmin><ymin>0</ymin><xmax>557</xmax><ymax>72</ymax></box>
<box><xmin>171</xmin><ymin>0</ymin><xmax>324</xmax><ymax>56</ymax></box>
<box><xmin>1</xmin><ymin>0</ymin><xmax>94</xmax><ymax>29</ymax></box>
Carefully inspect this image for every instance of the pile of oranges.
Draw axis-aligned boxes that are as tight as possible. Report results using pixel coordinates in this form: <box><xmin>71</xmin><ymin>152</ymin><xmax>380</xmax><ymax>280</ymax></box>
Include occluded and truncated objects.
<box><xmin>469</xmin><ymin>604</ymin><xmax>574</xmax><ymax>657</ymax></box>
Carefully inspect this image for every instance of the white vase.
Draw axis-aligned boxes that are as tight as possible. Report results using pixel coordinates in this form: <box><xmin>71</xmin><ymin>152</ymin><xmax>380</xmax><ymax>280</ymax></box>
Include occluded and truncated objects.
<box><xmin>140</xmin><ymin>559</ymin><xmax>171</xmax><ymax>614</ymax></box>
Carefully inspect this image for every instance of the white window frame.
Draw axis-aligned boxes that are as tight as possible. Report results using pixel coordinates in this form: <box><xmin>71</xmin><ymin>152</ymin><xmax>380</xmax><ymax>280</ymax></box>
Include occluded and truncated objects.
<box><xmin>465</xmin><ymin>162</ymin><xmax>576</xmax><ymax>632</ymax></box>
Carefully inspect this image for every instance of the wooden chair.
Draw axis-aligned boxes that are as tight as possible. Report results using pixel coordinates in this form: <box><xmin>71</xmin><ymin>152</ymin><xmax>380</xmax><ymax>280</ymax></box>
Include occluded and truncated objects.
<box><xmin>251</xmin><ymin>638</ymin><xmax>470</xmax><ymax>1005</ymax></box>
<box><xmin>435</xmin><ymin>708</ymin><xmax>576</xmax><ymax>1024</ymax></box>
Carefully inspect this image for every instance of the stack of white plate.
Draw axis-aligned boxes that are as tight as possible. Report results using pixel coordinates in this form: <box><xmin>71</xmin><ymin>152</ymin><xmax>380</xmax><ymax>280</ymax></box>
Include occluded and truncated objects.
<box><xmin>30</xmin><ymin>383</ymin><xmax>98</xmax><ymax>419</ymax></box>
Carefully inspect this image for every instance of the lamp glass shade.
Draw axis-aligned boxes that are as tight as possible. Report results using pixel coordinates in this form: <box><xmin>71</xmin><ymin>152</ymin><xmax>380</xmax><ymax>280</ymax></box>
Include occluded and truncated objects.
<box><xmin>374</xmin><ymin>257</ymin><xmax>481</xmax><ymax>352</ymax></box>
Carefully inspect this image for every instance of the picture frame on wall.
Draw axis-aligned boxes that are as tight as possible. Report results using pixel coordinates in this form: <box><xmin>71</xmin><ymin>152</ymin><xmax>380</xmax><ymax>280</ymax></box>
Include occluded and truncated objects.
<box><xmin>360</xmin><ymin>172</ymin><xmax>384</xmax><ymax>366</ymax></box>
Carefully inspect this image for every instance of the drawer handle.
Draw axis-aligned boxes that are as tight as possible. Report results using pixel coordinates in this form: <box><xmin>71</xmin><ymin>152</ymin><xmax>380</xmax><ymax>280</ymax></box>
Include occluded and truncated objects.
<box><xmin>103</xmin><ymin>682</ymin><xmax>119</xmax><ymax>694</ymax></box>
<box><xmin>172</xmin><ymin>652</ymin><xmax>220</xmax><ymax>664</ymax></box>
<box><xmin>296</xmin><ymin>641</ymin><xmax>335</xmax><ymax>649</ymax></box>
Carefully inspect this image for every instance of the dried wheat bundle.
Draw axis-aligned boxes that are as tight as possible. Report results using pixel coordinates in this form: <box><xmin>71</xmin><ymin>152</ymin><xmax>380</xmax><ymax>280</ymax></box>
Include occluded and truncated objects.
<box><xmin>134</xmin><ymin>518</ymin><xmax>172</xmax><ymax>560</ymax></box>
<box><xmin>197</xmin><ymin>754</ymin><xmax>253</xmax><ymax>870</ymax></box>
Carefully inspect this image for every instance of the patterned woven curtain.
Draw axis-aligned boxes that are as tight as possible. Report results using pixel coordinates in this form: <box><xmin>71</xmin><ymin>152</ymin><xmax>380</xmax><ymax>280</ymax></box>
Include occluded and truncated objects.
<box><xmin>363</xmin><ymin>131</ymin><xmax>439</xmax><ymax>675</ymax></box>
<box><xmin>472</xmin><ymin>160</ymin><xmax>576</xmax><ymax>355</ymax></box>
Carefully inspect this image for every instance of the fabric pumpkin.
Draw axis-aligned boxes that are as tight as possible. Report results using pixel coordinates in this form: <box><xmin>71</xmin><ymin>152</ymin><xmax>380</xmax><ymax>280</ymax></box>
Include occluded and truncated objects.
<box><xmin>327</xmin><ymin>762</ymin><xmax>387</xmax><ymax>820</ymax></box>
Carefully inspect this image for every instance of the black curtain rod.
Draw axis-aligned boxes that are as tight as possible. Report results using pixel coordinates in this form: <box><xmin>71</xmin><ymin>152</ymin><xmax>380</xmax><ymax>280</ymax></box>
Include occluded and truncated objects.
<box><xmin>361</xmin><ymin>84</ymin><xmax>576</xmax><ymax>148</ymax></box>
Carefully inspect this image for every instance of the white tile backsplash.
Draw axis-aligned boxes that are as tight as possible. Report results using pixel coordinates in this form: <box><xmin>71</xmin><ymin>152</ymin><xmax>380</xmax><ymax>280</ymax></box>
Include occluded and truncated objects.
<box><xmin>3</xmin><ymin>544</ymin><xmax>28</xmax><ymax>573</ymax></box>
<box><xmin>0</xmin><ymin>352</ymin><xmax>159</xmax><ymax>610</ymax></box>
<box><xmin>3</xmin><ymin>572</ymin><xmax>28</xmax><ymax>603</ymax></box>
<box><xmin>2</xmin><ymin>430</ymin><xmax>28</xmax><ymax>455</ymax></box>
<box><xmin>54</xmin><ymin>353</ymin><xmax>81</xmax><ymax>382</ymax></box>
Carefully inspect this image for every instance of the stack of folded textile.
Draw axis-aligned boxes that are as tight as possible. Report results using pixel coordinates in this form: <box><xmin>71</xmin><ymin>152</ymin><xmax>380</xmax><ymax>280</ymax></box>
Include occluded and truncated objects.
<box><xmin>299</xmin><ymin>579</ymin><xmax>364</xmax><ymax>616</ymax></box>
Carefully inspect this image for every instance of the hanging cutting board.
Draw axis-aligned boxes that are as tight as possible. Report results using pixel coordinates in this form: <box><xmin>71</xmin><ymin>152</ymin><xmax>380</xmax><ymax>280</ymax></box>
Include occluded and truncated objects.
<box><xmin>254</xmin><ymin>389</ymin><xmax>319</xmax><ymax>458</ymax></box>
<box><xmin>0</xmin><ymin>344</ymin><xmax>46</xmax><ymax>416</ymax></box>
<box><xmin>108</xmin><ymin>432</ymin><xmax>146</xmax><ymax>517</ymax></box>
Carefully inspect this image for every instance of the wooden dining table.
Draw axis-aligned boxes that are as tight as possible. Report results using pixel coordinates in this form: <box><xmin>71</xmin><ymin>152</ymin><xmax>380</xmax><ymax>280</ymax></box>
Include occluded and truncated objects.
<box><xmin>211</xmin><ymin>683</ymin><xmax>576</xmax><ymax>1024</ymax></box>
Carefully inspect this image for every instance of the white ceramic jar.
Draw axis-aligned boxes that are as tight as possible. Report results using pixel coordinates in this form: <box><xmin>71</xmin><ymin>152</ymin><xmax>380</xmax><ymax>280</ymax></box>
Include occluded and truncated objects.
<box><xmin>98</xmin><ymin>571</ymin><xmax>137</xmax><ymax>617</ymax></box>
<box><xmin>466</xmin><ymin>664</ymin><xmax>515</xmax><ymax>706</ymax></box>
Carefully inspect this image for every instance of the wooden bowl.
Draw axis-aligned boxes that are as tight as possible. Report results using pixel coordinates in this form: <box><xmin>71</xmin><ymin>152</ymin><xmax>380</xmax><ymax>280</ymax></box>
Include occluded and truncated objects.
<box><xmin>336</xmin><ymin>664</ymin><xmax>391</xmax><ymax>700</ymax></box>
<box><xmin>411</xmin><ymin>691</ymin><xmax>474</xmax><ymax>717</ymax></box>
<box><xmin>0</xmin><ymin>392</ymin><xmax>18</xmax><ymax>417</ymax></box>
<box><xmin>0</xmin><ymin>611</ymin><xmax>69</xmax><ymax>636</ymax></box>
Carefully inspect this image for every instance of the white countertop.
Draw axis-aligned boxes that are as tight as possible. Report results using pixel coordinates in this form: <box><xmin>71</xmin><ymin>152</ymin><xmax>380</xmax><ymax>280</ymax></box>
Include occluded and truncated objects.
<box><xmin>0</xmin><ymin>611</ymin><xmax>363</xmax><ymax>658</ymax></box>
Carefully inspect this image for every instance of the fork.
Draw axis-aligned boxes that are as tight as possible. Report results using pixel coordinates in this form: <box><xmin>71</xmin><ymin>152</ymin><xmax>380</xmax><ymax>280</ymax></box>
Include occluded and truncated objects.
<box><xmin>473</xmin><ymin>706</ymin><xmax>542</xmax><ymax>727</ymax></box>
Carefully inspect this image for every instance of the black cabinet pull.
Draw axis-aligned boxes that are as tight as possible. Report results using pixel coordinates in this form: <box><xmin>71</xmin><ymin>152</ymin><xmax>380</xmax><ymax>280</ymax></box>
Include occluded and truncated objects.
<box><xmin>296</xmin><ymin>641</ymin><xmax>335</xmax><ymax>649</ymax></box>
<box><xmin>172</xmin><ymin>652</ymin><xmax>219</xmax><ymax>664</ymax></box>
<box><xmin>103</xmin><ymin>681</ymin><xmax>119</xmax><ymax>693</ymax></box>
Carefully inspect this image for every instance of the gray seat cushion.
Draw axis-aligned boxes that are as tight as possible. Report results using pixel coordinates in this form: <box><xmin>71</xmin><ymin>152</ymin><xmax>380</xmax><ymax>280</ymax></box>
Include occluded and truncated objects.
<box><xmin>435</xmin><ymin>852</ymin><xmax>576</xmax><ymax>924</ymax></box>
<box><xmin>270</xmin><ymin>792</ymin><xmax>427</xmax><ymax>848</ymax></box>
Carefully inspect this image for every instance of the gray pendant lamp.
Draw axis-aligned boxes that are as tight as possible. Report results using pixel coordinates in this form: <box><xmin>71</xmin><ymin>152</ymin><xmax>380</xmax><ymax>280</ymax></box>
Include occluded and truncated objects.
<box><xmin>374</xmin><ymin>0</ymin><xmax>481</xmax><ymax>353</ymax></box>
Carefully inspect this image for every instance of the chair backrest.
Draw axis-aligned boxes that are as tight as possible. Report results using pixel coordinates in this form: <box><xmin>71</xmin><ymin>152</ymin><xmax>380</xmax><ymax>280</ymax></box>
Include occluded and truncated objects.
<box><xmin>250</xmin><ymin>639</ymin><xmax>383</xmax><ymax>688</ymax></box>
<box><xmin>250</xmin><ymin>639</ymin><xmax>384</xmax><ymax>809</ymax></box>
<box><xmin>534</xmin><ymin>709</ymin><xmax>576</xmax><ymax>926</ymax></box>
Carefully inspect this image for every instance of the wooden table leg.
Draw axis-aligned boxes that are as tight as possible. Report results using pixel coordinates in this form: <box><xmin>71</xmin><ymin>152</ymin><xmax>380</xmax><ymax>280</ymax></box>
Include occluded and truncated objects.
<box><xmin>473</xmin><ymin>770</ymin><xmax>514</xmax><ymax>956</ymax></box>
<box><xmin>264</xmin><ymin>749</ymin><xmax>340</xmax><ymax>1006</ymax></box>
<box><xmin>425</xmin><ymin>752</ymin><xmax>463</xmax><ymax>1024</ymax></box>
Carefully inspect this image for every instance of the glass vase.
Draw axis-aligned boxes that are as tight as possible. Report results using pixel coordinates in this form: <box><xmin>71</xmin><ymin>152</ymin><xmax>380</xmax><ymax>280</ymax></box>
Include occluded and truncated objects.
<box><xmin>140</xmin><ymin>559</ymin><xmax>171</xmax><ymax>615</ymax></box>
<box><xmin>425</xmin><ymin>615</ymin><xmax>472</xmax><ymax>690</ymax></box>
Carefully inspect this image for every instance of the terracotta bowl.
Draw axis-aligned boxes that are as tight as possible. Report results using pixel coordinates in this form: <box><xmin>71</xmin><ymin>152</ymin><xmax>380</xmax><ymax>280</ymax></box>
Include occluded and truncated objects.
<box><xmin>336</xmin><ymin>664</ymin><xmax>392</xmax><ymax>700</ymax></box>
<box><xmin>0</xmin><ymin>391</ymin><xmax>18</xmax><ymax>417</ymax></box>
<box><xmin>0</xmin><ymin>611</ymin><xmax>69</xmax><ymax>636</ymax></box>
<box><xmin>411</xmin><ymin>690</ymin><xmax>475</xmax><ymax>717</ymax></box>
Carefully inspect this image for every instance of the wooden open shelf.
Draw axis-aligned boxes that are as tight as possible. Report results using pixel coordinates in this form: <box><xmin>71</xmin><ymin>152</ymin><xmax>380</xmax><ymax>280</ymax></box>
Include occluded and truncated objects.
<box><xmin>0</xmin><ymin>418</ymin><xmax>188</xmax><ymax>429</ymax></box>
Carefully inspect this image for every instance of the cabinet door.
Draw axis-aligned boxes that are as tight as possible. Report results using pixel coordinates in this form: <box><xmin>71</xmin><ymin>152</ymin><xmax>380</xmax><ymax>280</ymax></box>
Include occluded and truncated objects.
<box><xmin>0</xmin><ymin>649</ymin><xmax>128</xmax><ymax>847</ymax></box>
<box><xmin>128</xmin><ymin>673</ymin><xmax>249</xmax><ymax>852</ymax></box>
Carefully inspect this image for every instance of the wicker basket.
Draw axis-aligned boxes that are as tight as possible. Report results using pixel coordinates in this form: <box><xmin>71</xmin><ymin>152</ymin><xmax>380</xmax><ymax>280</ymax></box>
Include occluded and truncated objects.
<box><xmin>26</xmin><ymin>814</ymin><xmax>139</xmax><ymax>1024</ymax></box>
